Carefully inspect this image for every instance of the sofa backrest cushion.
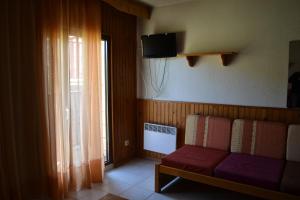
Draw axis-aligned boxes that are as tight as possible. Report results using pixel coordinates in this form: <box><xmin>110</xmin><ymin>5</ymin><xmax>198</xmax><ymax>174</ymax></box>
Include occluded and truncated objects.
<box><xmin>185</xmin><ymin>115</ymin><xmax>231</xmax><ymax>151</ymax></box>
<box><xmin>286</xmin><ymin>125</ymin><xmax>300</xmax><ymax>162</ymax></box>
<box><xmin>231</xmin><ymin>119</ymin><xmax>287</xmax><ymax>159</ymax></box>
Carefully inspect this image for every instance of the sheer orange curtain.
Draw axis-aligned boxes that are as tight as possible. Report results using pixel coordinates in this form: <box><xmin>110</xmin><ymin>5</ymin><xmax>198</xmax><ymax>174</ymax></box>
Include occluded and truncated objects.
<box><xmin>1</xmin><ymin>0</ymin><xmax>103</xmax><ymax>199</ymax></box>
<box><xmin>38</xmin><ymin>0</ymin><xmax>104</xmax><ymax>198</ymax></box>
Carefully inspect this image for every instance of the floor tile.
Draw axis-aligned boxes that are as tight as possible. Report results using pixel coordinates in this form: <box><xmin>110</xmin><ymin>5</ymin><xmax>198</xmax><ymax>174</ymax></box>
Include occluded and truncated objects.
<box><xmin>67</xmin><ymin>190</ymin><xmax>88</xmax><ymax>199</ymax></box>
<box><xmin>137</xmin><ymin>176</ymin><xmax>155</xmax><ymax>191</ymax></box>
<box><xmin>105</xmin><ymin>168</ymin><xmax>147</xmax><ymax>185</ymax></box>
<box><xmin>120</xmin><ymin>186</ymin><xmax>153</xmax><ymax>200</ymax></box>
<box><xmin>79</xmin><ymin>189</ymin><xmax>108</xmax><ymax>200</ymax></box>
<box><xmin>93</xmin><ymin>179</ymin><xmax>132</xmax><ymax>195</ymax></box>
<box><xmin>68</xmin><ymin>189</ymin><xmax>107</xmax><ymax>200</ymax></box>
<box><xmin>146</xmin><ymin>193</ymin><xmax>178</xmax><ymax>200</ymax></box>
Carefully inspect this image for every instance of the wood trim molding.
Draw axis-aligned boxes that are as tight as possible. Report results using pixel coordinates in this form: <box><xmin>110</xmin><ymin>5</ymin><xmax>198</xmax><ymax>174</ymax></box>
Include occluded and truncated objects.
<box><xmin>103</xmin><ymin>0</ymin><xmax>152</xmax><ymax>19</ymax></box>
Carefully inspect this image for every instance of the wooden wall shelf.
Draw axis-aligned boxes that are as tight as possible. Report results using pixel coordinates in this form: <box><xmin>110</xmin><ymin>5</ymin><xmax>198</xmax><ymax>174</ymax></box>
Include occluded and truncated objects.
<box><xmin>177</xmin><ymin>52</ymin><xmax>237</xmax><ymax>67</ymax></box>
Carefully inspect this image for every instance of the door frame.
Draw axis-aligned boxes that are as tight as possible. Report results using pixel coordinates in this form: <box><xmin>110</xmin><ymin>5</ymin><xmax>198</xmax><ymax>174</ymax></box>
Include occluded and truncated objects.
<box><xmin>102</xmin><ymin>35</ymin><xmax>113</xmax><ymax>166</ymax></box>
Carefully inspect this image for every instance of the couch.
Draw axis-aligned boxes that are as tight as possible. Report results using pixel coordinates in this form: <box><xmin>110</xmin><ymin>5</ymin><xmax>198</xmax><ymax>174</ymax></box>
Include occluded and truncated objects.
<box><xmin>155</xmin><ymin>115</ymin><xmax>300</xmax><ymax>200</ymax></box>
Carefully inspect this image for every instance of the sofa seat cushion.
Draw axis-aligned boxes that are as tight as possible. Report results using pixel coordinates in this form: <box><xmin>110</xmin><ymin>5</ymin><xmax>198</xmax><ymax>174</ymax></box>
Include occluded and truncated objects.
<box><xmin>214</xmin><ymin>153</ymin><xmax>285</xmax><ymax>190</ymax></box>
<box><xmin>281</xmin><ymin>161</ymin><xmax>300</xmax><ymax>195</ymax></box>
<box><xmin>161</xmin><ymin>145</ymin><xmax>228</xmax><ymax>176</ymax></box>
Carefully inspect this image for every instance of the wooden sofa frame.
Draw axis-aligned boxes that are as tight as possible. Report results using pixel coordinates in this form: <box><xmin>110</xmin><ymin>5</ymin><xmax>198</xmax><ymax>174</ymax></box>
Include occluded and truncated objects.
<box><xmin>155</xmin><ymin>164</ymin><xmax>299</xmax><ymax>200</ymax></box>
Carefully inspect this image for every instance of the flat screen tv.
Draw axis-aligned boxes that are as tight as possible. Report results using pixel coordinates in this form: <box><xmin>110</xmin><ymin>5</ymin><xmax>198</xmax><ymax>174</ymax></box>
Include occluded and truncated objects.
<box><xmin>141</xmin><ymin>33</ymin><xmax>177</xmax><ymax>58</ymax></box>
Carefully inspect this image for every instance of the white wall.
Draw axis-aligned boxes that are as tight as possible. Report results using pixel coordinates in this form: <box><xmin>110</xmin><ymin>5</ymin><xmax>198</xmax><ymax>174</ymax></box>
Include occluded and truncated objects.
<box><xmin>137</xmin><ymin>0</ymin><xmax>300</xmax><ymax>108</ymax></box>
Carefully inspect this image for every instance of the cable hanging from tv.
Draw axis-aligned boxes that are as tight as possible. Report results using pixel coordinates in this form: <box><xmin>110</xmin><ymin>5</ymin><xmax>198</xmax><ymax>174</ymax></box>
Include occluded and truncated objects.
<box><xmin>148</xmin><ymin>58</ymin><xmax>168</xmax><ymax>98</ymax></box>
<box><xmin>141</xmin><ymin>32</ymin><xmax>177</xmax><ymax>98</ymax></box>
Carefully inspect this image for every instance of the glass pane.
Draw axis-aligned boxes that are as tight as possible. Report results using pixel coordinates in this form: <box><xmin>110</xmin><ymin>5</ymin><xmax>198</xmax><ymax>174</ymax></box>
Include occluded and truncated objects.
<box><xmin>68</xmin><ymin>35</ymin><xmax>83</xmax><ymax>166</ymax></box>
<box><xmin>101</xmin><ymin>39</ymin><xmax>110</xmax><ymax>164</ymax></box>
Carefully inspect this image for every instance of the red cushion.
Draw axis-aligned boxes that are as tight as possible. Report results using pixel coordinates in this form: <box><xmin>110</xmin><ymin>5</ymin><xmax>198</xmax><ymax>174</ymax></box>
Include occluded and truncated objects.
<box><xmin>161</xmin><ymin>145</ymin><xmax>228</xmax><ymax>176</ymax></box>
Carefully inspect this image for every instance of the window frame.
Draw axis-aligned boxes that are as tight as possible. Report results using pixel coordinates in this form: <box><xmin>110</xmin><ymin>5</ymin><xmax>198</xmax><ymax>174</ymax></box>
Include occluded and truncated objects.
<box><xmin>102</xmin><ymin>35</ymin><xmax>113</xmax><ymax>166</ymax></box>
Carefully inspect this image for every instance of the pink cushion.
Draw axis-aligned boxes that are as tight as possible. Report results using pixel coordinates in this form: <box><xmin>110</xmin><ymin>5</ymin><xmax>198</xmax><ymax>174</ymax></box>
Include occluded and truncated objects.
<box><xmin>185</xmin><ymin>115</ymin><xmax>231</xmax><ymax>151</ymax></box>
<box><xmin>231</xmin><ymin>119</ymin><xmax>287</xmax><ymax>159</ymax></box>
<box><xmin>255</xmin><ymin>121</ymin><xmax>287</xmax><ymax>159</ymax></box>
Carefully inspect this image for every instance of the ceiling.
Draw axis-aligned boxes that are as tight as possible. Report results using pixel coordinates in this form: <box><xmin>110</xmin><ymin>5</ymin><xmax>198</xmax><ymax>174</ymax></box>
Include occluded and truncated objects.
<box><xmin>136</xmin><ymin>0</ymin><xmax>194</xmax><ymax>7</ymax></box>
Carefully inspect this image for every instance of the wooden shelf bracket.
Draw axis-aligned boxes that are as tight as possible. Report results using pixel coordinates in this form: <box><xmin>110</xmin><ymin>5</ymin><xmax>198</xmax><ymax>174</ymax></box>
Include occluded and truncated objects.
<box><xmin>220</xmin><ymin>53</ymin><xmax>237</xmax><ymax>66</ymax></box>
<box><xmin>186</xmin><ymin>56</ymin><xmax>198</xmax><ymax>67</ymax></box>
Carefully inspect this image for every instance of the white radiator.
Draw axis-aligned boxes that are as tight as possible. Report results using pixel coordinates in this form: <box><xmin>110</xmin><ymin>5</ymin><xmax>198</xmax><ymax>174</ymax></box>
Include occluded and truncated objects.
<box><xmin>143</xmin><ymin>123</ymin><xmax>177</xmax><ymax>154</ymax></box>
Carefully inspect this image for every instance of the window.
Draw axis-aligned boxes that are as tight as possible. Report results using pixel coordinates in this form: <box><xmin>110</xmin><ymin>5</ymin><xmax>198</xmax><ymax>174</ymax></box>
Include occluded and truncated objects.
<box><xmin>68</xmin><ymin>36</ymin><xmax>84</xmax><ymax>166</ymax></box>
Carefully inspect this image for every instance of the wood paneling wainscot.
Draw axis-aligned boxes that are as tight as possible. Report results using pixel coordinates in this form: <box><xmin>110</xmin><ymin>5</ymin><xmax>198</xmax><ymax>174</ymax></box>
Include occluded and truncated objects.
<box><xmin>137</xmin><ymin>99</ymin><xmax>300</xmax><ymax>160</ymax></box>
<box><xmin>102</xmin><ymin>3</ymin><xmax>137</xmax><ymax>166</ymax></box>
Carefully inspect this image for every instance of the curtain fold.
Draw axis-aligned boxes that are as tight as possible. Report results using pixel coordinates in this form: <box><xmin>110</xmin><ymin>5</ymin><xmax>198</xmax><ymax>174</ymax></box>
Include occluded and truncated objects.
<box><xmin>0</xmin><ymin>0</ymin><xmax>50</xmax><ymax>199</ymax></box>
<box><xmin>37</xmin><ymin>0</ymin><xmax>104</xmax><ymax>198</ymax></box>
<box><xmin>1</xmin><ymin>0</ymin><xmax>103</xmax><ymax>199</ymax></box>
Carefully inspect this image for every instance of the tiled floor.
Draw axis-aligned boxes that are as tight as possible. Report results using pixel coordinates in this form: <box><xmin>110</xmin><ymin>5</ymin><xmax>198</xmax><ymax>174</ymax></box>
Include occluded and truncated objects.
<box><xmin>66</xmin><ymin>159</ymin><xmax>261</xmax><ymax>200</ymax></box>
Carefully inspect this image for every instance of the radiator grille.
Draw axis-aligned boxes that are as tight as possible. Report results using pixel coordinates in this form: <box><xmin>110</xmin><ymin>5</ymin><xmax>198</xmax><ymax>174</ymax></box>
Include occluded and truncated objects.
<box><xmin>144</xmin><ymin>123</ymin><xmax>176</xmax><ymax>135</ymax></box>
<box><xmin>144</xmin><ymin>123</ymin><xmax>177</xmax><ymax>154</ymax></box>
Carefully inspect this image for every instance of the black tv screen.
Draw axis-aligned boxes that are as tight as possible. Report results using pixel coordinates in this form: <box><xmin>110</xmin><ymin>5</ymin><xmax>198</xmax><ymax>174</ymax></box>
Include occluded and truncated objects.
<box><xmin>141</xmin><ymin>33</ymin><xmax>177</xmax><ymax>58</ymax></box>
